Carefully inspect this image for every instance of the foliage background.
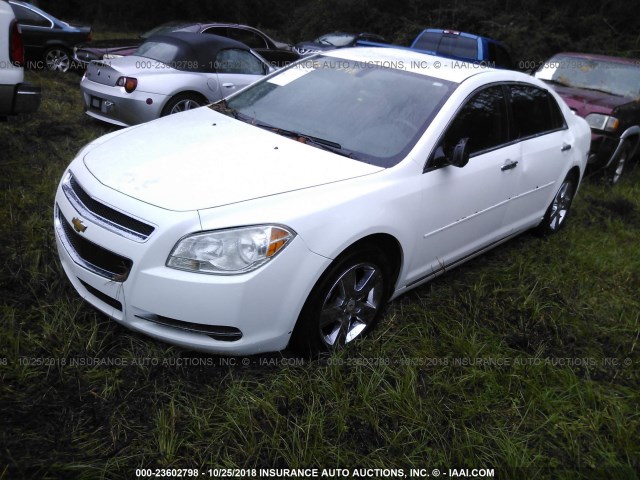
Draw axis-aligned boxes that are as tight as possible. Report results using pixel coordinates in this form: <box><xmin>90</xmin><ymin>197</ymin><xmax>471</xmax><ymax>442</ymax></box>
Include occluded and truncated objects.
<box><xmin>34</xmin><ymin>0</ymin><xmax>640</xmax><ymax>62</ymax></box>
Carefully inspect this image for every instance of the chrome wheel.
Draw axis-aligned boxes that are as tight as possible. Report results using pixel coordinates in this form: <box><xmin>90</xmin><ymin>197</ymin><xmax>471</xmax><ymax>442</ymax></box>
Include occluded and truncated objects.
<box><xmin>536</xmin><ymin>173</ymin><xmax>577</xmax><ymax>236</ymax></box>
<box><xmin>319</xmin><ymin>262</ymin><xmax>384</xmax><ymax>349</ymax></box>
<box><xmin>548</xmin><ymin>178</ymin><xmax>574</xmax><ymax>232</ymax></box>
<box><xmin>169</xmin><ymin>98</ymin><xmax>202</xmax><ymax>114</ymax></box>
<box><xmin>609</xmin><ymin>147</ymin><xmax>628</xmax><ymax>185</ymax></box>
<box><xmin>45</xmin><ymin>48</ymin><xmax>71</xmax><ymax>72</ymax></box>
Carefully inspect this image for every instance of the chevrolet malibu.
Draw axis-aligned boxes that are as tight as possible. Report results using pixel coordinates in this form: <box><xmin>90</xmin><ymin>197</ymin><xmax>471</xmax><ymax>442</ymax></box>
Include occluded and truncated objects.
<box><xmin>54</xmin><ymin>47</ymin><xmax>591</xmax><ymax>355</ymax></box>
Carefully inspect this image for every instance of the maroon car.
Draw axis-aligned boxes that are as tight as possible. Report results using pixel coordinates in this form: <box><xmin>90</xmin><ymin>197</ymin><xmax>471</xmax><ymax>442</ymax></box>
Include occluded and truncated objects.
<box><xmin>535</xmin><ymin>52</ymin><xmax>640</xmax><ymax>184</ymax></box>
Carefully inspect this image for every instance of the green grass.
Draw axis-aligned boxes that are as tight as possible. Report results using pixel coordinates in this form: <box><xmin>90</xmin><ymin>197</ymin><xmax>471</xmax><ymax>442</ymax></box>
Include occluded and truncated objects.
<box><xmin>0</xmin><ymin>70</ymin><xmax>639</xmax><ymax>480</ymax></box>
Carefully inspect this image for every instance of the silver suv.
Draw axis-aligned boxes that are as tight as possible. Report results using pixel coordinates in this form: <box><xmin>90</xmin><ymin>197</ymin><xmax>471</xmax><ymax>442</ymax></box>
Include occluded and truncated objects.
<box><xmin>0</xmin><ymin>0</ymin><xmax>40</xmax><ymax>119</ymax></box>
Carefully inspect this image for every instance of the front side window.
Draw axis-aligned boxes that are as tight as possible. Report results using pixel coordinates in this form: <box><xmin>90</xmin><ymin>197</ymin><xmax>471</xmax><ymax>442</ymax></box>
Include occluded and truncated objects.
<box><xmin>436</xmin><ymin>85</ymin><xmax>508</xmax><ymax>159</ymax></box>
<box><xmin>508</xmin><ymin>84</ymin><xmax>565</xmax><ymax>138</ymax></box>
<box><xmin>215</xmin><ymin>49</ymin><xmax>265</xmax><ymax>75</ymax></box>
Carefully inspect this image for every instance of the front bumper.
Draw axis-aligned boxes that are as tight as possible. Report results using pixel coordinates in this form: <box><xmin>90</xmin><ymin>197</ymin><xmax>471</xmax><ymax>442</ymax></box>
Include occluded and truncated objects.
<box><xmin>81</xmin><ymin>78</ymin><xmax>166</xmax><ymax>126</ymax></box>
<box><xmin>53</xmin><ymin>166</ymin><xmax>329</xmax><ymax>355</ymax></box>
<box><xmin>587</xmin><ymin>128</ymin><xmax>640</xmax><ymax>169</ymax></box>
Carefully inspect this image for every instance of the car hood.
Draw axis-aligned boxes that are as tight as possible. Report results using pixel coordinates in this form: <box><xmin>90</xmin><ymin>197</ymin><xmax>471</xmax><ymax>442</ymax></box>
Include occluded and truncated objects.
<box><xmin>550</xmin><ymin>83</ymin><xmax>633</xmax><ymax>117</ymax></box>
<box><xmin>82</xmin><ymin>107</ymin><xmax>383</xmax><ymax>212</ymax></box>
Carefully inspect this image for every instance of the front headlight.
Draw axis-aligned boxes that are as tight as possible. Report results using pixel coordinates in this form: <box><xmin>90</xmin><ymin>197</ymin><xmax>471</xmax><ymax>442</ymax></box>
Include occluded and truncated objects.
<box><xmin>167</xmin><ymin>225</ymin><xmax>295</xmax><ymax>275</ymax></box>
<box><xmin>585</xmin><ymin>113</ymin><xmax>619</xmax><ymax>132</ymax></box>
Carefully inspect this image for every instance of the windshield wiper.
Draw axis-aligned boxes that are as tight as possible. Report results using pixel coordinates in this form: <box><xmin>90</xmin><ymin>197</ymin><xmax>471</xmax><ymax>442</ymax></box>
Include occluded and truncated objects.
<box><xmin>209</xmin><ymin>106</ymin><xmax>356</xmax><ymax>158</ymax></box>
<box><xmin>208</xmin><ymin>99</ymin><xmax>239</xmax><ymax>118</ymax></box>
<box><xmin>265</xmin><ymin>126</ymin><xmax>355</xmax><ymax>158</ymax></box>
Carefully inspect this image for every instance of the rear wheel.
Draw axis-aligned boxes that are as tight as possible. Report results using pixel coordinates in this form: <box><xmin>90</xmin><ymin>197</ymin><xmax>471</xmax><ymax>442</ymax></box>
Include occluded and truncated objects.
<box><xmin>44</xmin><ymin>47</ymin><xmax>71</xmax><ymax>72</ymax></box>
<box><xmin>161</xmin><ymin>93</ymin><xmax>207</xmax><ymax>116</ymax></box>
<box><xmin>536</xmin><ymin>172</ymin><xmax>577</xmax><ymax>236</ymax></box>
<box><xmin>290</xmin><ymin>245</ymin><xmax>392</xmax><ymax>355</ymax></box>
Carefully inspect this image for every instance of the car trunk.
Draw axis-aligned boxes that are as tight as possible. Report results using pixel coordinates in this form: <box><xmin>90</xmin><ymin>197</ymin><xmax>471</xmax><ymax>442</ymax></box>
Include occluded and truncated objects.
<box><xmin>84</xmin><ymin>57</ymin><xmax>143</xmax><ymax>87</ymax></box>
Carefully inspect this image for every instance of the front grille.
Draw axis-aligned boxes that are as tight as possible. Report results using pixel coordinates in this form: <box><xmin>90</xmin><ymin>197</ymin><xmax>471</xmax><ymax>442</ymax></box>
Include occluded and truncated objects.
<box><xmin>62</xmin><ymin>172</ymin><xmax>155</xmax><ymax>242</ymax></box>
<box><xmin>56</xmin><ymin>206</ymin><xmax>133</xmax><ymax>282</ymax></box>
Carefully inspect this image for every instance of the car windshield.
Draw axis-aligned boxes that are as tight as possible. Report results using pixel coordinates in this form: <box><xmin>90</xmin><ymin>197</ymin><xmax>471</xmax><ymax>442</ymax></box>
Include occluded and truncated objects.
<box><xmin>221</xmin><ymin>56</ymin><xmax>455</xmax><ymax>167</ymax></box>
<box><xmin>543</xmin><ymin>55</ymin><xmax>640</xmax><ymax>98</ymax></box>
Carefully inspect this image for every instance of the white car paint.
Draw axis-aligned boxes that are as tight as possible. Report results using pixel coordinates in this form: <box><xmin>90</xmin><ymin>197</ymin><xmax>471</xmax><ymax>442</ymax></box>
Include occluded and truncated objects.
<box><xmin>55</xmin><ymin>47</ymin><xmax>591</xmax><ymax>355</ymax></box>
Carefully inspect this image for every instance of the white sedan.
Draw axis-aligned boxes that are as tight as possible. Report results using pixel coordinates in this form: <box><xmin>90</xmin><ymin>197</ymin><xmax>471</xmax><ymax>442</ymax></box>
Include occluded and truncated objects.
<box><xmin>80</xmin><ymin>31</ymin><xmax>272</xmax><ymax>126</ymax></box>
<box><xmin>55</xmin><ymin>47</ymin><xmax>591</xmax><ymax>355</ymax></box>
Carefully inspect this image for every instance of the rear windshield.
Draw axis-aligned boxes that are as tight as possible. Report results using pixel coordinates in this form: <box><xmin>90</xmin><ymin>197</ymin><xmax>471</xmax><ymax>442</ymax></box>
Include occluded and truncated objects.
<box><xmin>413</xmin><ymin>32</ymin><xmax>478</xmax><ymax>60</ymax></box>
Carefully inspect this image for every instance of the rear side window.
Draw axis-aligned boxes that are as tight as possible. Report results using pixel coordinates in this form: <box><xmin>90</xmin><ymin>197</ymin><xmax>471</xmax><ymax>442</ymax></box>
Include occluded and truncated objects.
<box><xmin>10</xmin><ymin>4</ymin><xmax>51</xmax><ymax>27</ymax></box>
<box><xmin>508</xmin><ymin>84</ymin><xmax>565</xmax><ymax>138</ymax></box>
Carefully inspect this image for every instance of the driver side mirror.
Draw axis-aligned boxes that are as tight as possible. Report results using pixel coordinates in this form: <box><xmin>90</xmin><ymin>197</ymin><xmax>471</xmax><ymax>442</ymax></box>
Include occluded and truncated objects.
<box><xmin>450</xmin><ymin>137</ymin><xmax>470</xmax><ymax>168</ymax></box>
<box><xmin>432</xmin><ymin>137</ymin><xmax>470</xmax><ymax>169</ymax></box>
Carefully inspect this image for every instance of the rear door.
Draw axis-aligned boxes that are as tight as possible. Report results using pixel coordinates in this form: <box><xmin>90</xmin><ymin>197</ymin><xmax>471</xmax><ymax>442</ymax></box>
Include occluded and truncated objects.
<box><xmin>502</xmin><ymin>83</ymin><xmax>572</xmax><ymax>230</ymax></box>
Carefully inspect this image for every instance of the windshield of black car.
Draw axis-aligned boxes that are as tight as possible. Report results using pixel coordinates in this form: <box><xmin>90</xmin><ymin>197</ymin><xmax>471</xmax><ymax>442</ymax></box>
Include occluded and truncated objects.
<box><xmin>545</xmin><ymin>55</ymin><xmax>640</xmax><ymax>98</ymax></box>
<box><xmin>315</xmin><ymin>34</ymin><xmax>357</xmax><ymax>47</ymax></box>
<box><xmin>222</xmin><ymin>56</ymin><xmax>456</xmax><ymax>167</ymax></box>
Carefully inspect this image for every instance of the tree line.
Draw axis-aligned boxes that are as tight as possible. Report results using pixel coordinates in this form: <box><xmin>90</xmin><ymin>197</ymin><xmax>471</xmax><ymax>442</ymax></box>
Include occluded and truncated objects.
<box><xmin>34</xmin><ymin>0</ymin><xmax>640</xmax><ymax>63</ymax></box>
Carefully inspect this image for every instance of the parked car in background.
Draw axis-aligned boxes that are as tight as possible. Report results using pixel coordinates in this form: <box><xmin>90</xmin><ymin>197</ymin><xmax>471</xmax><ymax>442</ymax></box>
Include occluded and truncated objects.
<box><xmin>55</xmin><ymin>47</ymin><xmax>590</xmax><ymax>356</ymax></box>
<box><xmin>8</xmin><ymin>0</ymin><xmax>90</xmax><ymax>72</ymax></box>
<box><xmin>80</xmin><ymin>32</ymin><xmax>272</xmax><ymax>126</ymax></box>
<box><xmin>75</xmin><ymin>22</ymin><xmax>299</xmax><ymax>69</ymax></box>
<box><xmin>357</xmin><ymin>28</ymin><xmax>513</xmax><ymax>69</ymax></box>
<box><xmin>73</xmin><ymin>21</ymin><xmax>191</xmax><ymax>67</ymax></box>
<box><xmin>535</xmin><ymin>52</ymin><xmax>640</xmax><ymax>183</ymax></box>
<box><xmin>294</xmin><ymin>31</ymin><xmax>388</xmax><ymax>56</ymax></box>
<box><xmin>0</xmin><ymin>0</ymin><xmax>40</xmax><ymax>119</ymax></box>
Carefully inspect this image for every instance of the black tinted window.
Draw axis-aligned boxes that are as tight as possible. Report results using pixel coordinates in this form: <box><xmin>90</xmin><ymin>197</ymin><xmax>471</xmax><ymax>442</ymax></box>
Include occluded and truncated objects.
<box><xmin>488</xmin><ymin>42</ymin><xmax>512</xmax><ymax>69</ymax></box>
<box><xmin>226</xmin><ymin>28</ymin><xmax>267</xmax><ymax>49</ymax></box>
<box><xmin>10</xmin><ymin>4</ymin><xmax>51</xmax><ymax>27</ymax></box>
<box><xmin>215</xmin><ymin>49</ymin><xmax>265</xmax><ymax>74</ymax></box>
<box><xmin>508</xmin><ymin>84</ymin><xmax>565</xmax><ymax>138</ymax></box>
<box><xmin>439</xmin><ymin>86</ymin><xmax>508</xmax><ymax>157</ymax></box>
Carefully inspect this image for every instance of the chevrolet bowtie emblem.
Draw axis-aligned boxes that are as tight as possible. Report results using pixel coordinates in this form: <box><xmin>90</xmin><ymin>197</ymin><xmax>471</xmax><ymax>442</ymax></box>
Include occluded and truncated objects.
<box><xmin>72</xmin><ymin>217</ymin><xmax>87</xmax><ymax>233</ymax></box>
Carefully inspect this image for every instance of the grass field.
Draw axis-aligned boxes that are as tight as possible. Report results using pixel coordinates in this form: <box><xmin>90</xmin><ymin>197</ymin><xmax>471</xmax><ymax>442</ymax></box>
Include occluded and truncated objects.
<box><xmin>0</xmin><ymin>68</ymin><xmax>639</xmax><ymax>480</ymax></box>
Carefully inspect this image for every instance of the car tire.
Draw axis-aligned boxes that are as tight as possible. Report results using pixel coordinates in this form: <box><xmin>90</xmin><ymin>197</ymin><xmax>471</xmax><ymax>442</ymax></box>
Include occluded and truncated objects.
<box><xmin>607</xmin><ymin>142</ymin><xmax>630</xmax><ymax>185</ymax></box>
<box><xmin>535</xmin><ymin>172</ymin><xmax>578</xmax><ymax>236</ymax></box>
<box><xmin>289</xmin><ymin>244</ymin><xmax>392</xmax><ymax>356</ymax></box>
<box><xmin>161</xmin><ymin>93</ymin><xmax>207</xmax><ymax>116</ymax></box>
<box><xmin>44</xmin><ymin>47</ymin><xmax>72</xmax><ymax>72</ymax></box>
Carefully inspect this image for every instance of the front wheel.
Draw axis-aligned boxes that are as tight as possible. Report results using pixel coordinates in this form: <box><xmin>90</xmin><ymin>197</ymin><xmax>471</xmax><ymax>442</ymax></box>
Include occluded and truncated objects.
<box><xmin>290</xmin><ymin>246</ymin><xmax>392</xmax><ymax>355</ymax></box>
<box><xmin>607</xmin><ymin>142</ymin><xmax>630</xmax><ymax>185</ymax></box>
<box><xmin>536</xmin><ymin>173</ymin><xmax>577</xmax><ymax>236</ymax></box>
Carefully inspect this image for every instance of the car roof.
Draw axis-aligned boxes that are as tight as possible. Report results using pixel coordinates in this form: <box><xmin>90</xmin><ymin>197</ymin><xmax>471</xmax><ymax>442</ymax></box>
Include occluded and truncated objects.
<box><xmin>551</xmin><ymin>51</ymin><xmax>640</xmax><ymax>65</ymax></box>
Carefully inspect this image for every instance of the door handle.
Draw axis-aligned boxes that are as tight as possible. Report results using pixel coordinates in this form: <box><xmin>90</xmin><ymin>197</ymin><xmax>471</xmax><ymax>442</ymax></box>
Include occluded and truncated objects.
<box><xmin>561</xmin><ymin>143</ymin><xmax>572</xmax><ymax>152</ymax></box>
<box><xmin>501</xmin><ymin>160</ymin><xmax>518</xmax><ymax>171</ymax></box>
<box><xmin>222</xmin><ymin>83</ymin><xmax>236</xmax><ymax>88</ymax></box>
